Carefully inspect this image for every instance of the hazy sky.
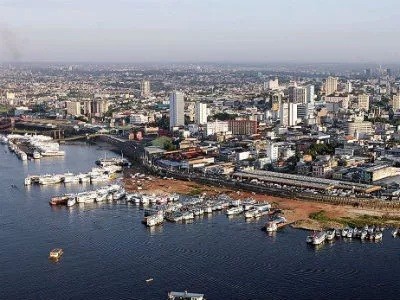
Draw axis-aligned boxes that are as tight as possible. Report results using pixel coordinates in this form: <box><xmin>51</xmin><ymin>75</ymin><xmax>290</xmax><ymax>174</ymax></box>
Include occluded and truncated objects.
<box><xmin>0</xmin><ymin>0</ymin><xmax>399</xmax><ymax>63</ymax></box>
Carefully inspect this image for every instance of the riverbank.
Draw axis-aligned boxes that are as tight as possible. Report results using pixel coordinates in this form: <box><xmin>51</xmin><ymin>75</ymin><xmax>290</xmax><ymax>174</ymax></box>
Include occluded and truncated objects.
<box><xmin>123</xmin><ymin>168</ymin><xmax>400</xmax><ymax>230</ymax></box>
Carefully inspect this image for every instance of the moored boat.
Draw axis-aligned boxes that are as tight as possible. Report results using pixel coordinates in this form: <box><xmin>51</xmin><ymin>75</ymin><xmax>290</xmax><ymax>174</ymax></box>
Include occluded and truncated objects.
<box><xmin>312</xmin><ymin>231</ymin><xmax>326</xmax><ymax>245</ymax></box>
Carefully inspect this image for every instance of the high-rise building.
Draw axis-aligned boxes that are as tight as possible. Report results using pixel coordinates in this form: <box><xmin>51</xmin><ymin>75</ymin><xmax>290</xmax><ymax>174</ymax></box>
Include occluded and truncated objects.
<box><xmin>228</xmin><ymin>120</ymin><xmax>258</xmax><ymax>135</ymax></box>
<box><xmin>195</xmin><ymin>102</ymin><xmax>208</xmax><ymax>125</ymax></box>
<box><xmin>289</xmin><ymin>87</ymin><xmax>307</xmax><ymax>104</ymax></box>
<box><xmin>140</xmin><ymin>80</ymin><xmax>151</xmax><ymax>97</ymax></box>
<box><xmin>280</xmin><ymin>102</ymin><xmax>297</xmax><ymax>127</ymax></box>
<box><xmin>357</xmin><ymin>94</ymin><xmax>370</xmax><ymax>111</ymax></box>
<box><xmin>306</xmin><ymin>85</ymin><xmax>315</xmax><ymax>104</ymax></box>
<box><xmin>325</xmin><ymin>76</ymin><xmax>338</xmax><ymax>95</ymax></box>
<box><xmin>65</xmin><ymin>101</ymin><xmax>81</xmax><ymax>116</ymax></box>
<box><xmin>392</xmin><ymin>95</ymin><xmax>400</xmax><ymax>112</ymax></box>
<box><xmin>345</xmin><ymin>81</ymin><xmax>352</xmax><ymax>93</ymax></box>
<box><xmin>169</xmin><ymin>91</ymin><xmax>185</xmax><ymax>129</ymax></box>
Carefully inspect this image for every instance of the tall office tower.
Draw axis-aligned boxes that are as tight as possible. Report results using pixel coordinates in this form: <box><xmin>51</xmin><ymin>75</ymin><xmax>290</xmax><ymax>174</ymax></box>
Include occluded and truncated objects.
<box><xmin>325</xmin><ymin>76</ymin><xmax>338</xmax><ymax>95</ymax></box>
<box><xmin>280</xmin><ymin>102</ymin><xmax>297</xmax><ymax>127</ymax></box>
<box><xmin>345</xmin><ymin>81</ymin><xmax>352</xmax><ymax>93</ymax></box>
<box><xmin>357</xmin><ymin>94</ymin><xmax>370</xmax><ymax>111</ymax></box>
<box><xmin>306</xmin><ymin>85</ymin><xmax>315</xmax><ymax>104</ymax></box>
<box><xmin>387</xmin><ymin>68</ymin><xmax>392</xmax><ymax>77</ymax></box>
<box><xmin>195</xmin><ymin>102</ymin><xmax>208</xmax><ymax>125</ymax></box>
<box><xmin>140</xmin><ymin>80</ymin><xmax>151</xmax><ymax>97</ymax></box>
<box><xmin>392</xmin><ymin>95</ymin><xmax>400</xmax><ymax>112</ymax></box>
<box><xmin>169</xmin><ymin>91</ymin><xmax>185</xmax><ymax>129</ymax></box>
<box><xmin>294</xmin><ymin>87</ymin><xmax>307</xmax><ymax>104</ymax></box>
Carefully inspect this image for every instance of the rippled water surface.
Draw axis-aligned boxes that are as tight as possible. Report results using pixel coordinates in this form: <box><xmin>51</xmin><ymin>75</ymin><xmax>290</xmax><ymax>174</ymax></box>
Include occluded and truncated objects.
<box><xmin>1</xmin><ymin>142</ymin><xmax>400</xmax><ymax>299</ymax></box>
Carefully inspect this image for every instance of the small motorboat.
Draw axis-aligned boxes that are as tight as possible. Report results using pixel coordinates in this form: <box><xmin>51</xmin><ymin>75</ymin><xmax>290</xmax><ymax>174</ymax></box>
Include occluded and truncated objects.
<box><xmin>146</xmin><ymin>278</ymin><xmax>154</xmax><ymax>283</ymax></box>
<box><xmin>49</xmin><ymin>248</ymin><xmax>63</xmax><ymax>260</ymax></box>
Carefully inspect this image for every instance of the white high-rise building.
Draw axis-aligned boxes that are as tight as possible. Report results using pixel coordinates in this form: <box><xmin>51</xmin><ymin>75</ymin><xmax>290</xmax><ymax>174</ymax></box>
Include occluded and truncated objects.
<box><xmin>195</xmin><ymin>102</ymin><xmax>208</xmax><ymax>125</ymax></box>
<box><xmin>306</xmin><ymin>85</ymin><xmax>315</xmax><ymax>104</ymax></box>
<box><xmin>140</xmin><ymin>80</ymin><xmax>151</xmax><ymax>97</ymax></box>
<box><xmin>280</xmin><ymin>102</ymin><xmax>297</xmax><ymax>127</ymax></box>
<box><xmin>325</xmin><ymin>76</ymin><xmax>338</xmax><ymax>95</ymax></box>
<box><xmin>169</xmin><ymin>91</ymin><xmax>185</xmax><ymax>129</ymax></box>
<box><xmin>345</xmin><ymin>81</ymin><xmax>352</xmax><ymax>93</ymax></box>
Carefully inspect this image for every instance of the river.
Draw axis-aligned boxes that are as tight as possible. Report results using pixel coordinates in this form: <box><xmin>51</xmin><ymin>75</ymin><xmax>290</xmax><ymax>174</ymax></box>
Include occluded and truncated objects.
<box><xmin>0</xmin><ymin>142</ymin><xmax>399</xmax><ymax>299</ymax></box>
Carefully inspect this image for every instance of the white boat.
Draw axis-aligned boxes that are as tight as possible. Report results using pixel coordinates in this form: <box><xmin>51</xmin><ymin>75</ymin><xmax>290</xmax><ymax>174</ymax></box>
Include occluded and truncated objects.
<box><xmin>360</xmin><ymin>230</ymin><xmax>367</xmax><ymax>239</ymax></box>
<box><xmin>392</xmin><ymin>228</ymin><xmax>398</xmax><ymax>237</ymax></box>
<box><xmin>193</xmin><ymin>208</ymin><xmax>204</xmax><ymax>216</ymax></box>
<box><xmin>90</xmin><ymin>173</ymin><xmax>110</xmax><ymax>183</ymax></box>
<box><xmin>244</xmin><ymin>208</ymin><xmax>261</xmax><ymax>219</ymax></box>
<box><xmin>265</xmin><ymin>221</ymin><xmax>278</xmax><ymax>232</ymax></box>
<box><xmin>96</xmin><ymin>189</ymin><xmax>109</xmax><ymax>202</ymax></box>
<box><xmin>374</xmin><ymin>231</ymin><xmax>383</xmax><ymax>240</ymax></box>
<box><xmin>63</xmin><ymin>173</ymin><xmax>80</xmax><ymax>183</ymax></box>
<box><xmin>145</xmin><ymin>212</ymin><xmax>164</xmax><ymax>227</ymax></box>
<box><xmin>226</xmin><ymin>206</ymin><xmax>244</xmax><ymax>215</ymax></box>
<box><xmin>113</xmin><ymin>188</ymin><xmax>126</xmax><ymax>200</ymax></box>
<box><xmin>67</xmin><ymin>197</ymin><xmax>76</xmax><ymax>207</ymax></box>
<box><xmin>204</xmin><ymin>206</ymin><xmax>212</xmax><ymax>214</ymax></box>
<box><xmin>76</xmin><ymin>191</ymin><xmax>97</xmax><ymax>203</ymax></box>
<box><xmin>346</xmin><ymin>228</ymin><xmax>353</xmax><ymax>238</ymax></box>
<box><xmin>312</xmin><ymin>231</ymin><xmax>327</xmax><ymax>245</ymax></box>
<box><xmin>39</xmin><ymin>174</ymin><xmax>63</xmax><ymax>185</ymax></box>
<box><xmin>41</xmin><ymin>150</ymin><xmax>65</xmax><ymax>156</ymax></box>
<box><xmin>168</xmin><ymin>291</ymin><xmax>204</xmax><ymax>300</ymax></box>
<box><xmin>326</xmin><ymin>229</ymin><xmax>336</xmax><ymax>241</ymax></box>
<box><xmin>78</xmin><ymin>174</ymin><xmax>91</xmax><ymax>183</ymax></box>
<box><xmin>33</xmin><ymin>151</ymin><xmax>41</xmax><ymax>159</ymax></box>
<box><xmin>341</xmin><ymin>228</ymin><xmax>349</xmax><ymax>237</ymax></box>
<box><xmin>24</xmin><ymin>177</ymin><xmax>32</xmax><ymax>185</ymax></box>
<box><xmin>182</xmin><ymin>211</ymin><xmax>194</xmax><ymax>220</ymax></box>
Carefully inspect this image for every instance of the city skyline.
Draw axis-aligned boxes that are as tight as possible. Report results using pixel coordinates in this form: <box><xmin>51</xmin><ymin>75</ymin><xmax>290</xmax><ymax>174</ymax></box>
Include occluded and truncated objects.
<box><xmin>0</xmin><ymin>0</ymin><xmax>399</xmax><ymax>63</ymax></box>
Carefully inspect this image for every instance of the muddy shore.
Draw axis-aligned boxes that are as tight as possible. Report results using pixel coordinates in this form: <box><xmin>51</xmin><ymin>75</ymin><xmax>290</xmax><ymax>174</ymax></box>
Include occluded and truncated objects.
<box><xmin>123</xmin><ymin>169</ymin><xmax>400</xmax><ymax>231</ymax></box>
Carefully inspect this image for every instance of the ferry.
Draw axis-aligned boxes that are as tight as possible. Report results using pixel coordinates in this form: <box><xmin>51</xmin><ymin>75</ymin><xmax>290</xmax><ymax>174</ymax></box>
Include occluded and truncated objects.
<box><xmin>41</xmin><ymin>150</ymin><xmax>65</xmax><ymax>157</ymax></box>
<box><xmin>168</xmin><ymin>291</ymin><xmax>205</xmax><ymax>300</ymax></box>
<box><xmin>39</xmin><ymin>174</ymin><xmax>63</xmax><ymax>185</ymax></box>
<box><xmin>49</xmin><ymin>248</ymin><xmax>63</xmax><ymax>260</ymax></box>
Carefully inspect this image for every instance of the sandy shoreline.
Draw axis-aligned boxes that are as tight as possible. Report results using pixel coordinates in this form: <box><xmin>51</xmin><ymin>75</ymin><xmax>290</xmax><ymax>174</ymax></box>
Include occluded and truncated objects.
<box><xmin>123</xmin><ymin>169</ymin><xmax>400</xmax><ymax>230</ymax></box>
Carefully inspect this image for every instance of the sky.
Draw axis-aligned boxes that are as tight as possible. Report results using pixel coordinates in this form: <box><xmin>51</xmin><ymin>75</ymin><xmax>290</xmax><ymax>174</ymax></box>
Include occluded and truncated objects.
<box><xmin>0</xmin><ymin>0</ymin><xmax>399</xmax><ymax>63</ymax></box>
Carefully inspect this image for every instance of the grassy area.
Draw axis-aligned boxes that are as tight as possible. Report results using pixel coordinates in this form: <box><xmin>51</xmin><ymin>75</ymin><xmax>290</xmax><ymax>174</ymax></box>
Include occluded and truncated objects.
<box><xmin>309</xmin><ymin>210</ymin><xmax>400</xmax><ymax>228</ymax></box>
<box><xmin>187</xmin><ymin>187</ymin><xmax>203</xmax><ymax>196</ymax></box>
<box><xmin>309</xmin><ymin>210</ymin><xmax>330</xmax><ymax>222</ymax></box>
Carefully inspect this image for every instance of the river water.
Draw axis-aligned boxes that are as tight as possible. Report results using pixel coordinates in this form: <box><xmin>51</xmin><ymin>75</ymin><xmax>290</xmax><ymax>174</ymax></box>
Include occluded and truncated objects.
<box><xmin>1</xmin><ymin>142</ymin><xmax>400</xmax><ymax>299</ymax></box>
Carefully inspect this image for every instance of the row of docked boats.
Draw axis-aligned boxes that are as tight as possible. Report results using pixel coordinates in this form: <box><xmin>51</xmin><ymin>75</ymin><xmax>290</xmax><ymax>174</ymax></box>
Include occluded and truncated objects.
<box><xmin>5</xmin><ymin>134</ymin><xmax>65</xmax><ymax>160</ymax></box>
<box><xmin>25</xmin><ymin>165</ymin><xmax>122</xmax><ymax>185</ymax></box>
<box><xmin>306</xmin><ymin>226</ymin><xmax>385</xmax><ymax>245</ymax></box>
<box><xmin>49</xmin><ymin>184</ymin><xmax>126</xmax><ymax>206</ymax></box>
<box><xmin>140</xmin><ymin>195</ymin><xmax>273</xmax><ymax>227</ymax></box>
